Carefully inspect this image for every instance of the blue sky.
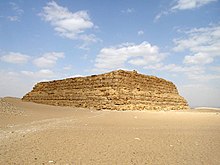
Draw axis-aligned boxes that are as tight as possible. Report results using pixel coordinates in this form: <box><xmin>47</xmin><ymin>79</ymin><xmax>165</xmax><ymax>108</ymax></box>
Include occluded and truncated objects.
<box><xmin>0</xmin><ymin>0</ymin><xmax>220</xmax><ymax>107</ymax></box>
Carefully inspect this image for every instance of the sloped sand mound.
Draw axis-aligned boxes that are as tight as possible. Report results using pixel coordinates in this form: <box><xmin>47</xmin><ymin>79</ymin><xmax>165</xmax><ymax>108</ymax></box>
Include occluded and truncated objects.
<box><xmin>191</xmin><ymin>107</ymin><xmax>220</xmax><ymax>113</ymax></box>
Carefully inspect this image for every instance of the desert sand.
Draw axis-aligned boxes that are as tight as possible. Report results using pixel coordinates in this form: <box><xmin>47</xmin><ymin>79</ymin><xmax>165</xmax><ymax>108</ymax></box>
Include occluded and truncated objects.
<box><xmin>0</xmin><ymin>97</ymin><xmax>220</xmax><ymax>165</ymax></box>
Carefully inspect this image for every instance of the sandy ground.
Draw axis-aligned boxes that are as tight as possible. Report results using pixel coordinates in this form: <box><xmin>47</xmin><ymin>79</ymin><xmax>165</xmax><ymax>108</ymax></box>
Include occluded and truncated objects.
<box><xmin>0</xmin><ymin>97</ymin><xmax>220</xmax><ymax>165</ymax></box>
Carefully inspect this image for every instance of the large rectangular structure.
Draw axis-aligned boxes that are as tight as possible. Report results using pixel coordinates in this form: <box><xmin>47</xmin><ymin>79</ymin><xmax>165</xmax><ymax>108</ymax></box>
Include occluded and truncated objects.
<box><xmin>22</xmin><ymin>70</ymin><xmax>189</xmax><ymax>110</ymax></box>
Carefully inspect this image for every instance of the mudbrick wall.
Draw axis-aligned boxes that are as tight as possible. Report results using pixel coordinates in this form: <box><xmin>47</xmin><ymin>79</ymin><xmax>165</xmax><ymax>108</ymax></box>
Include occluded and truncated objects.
<box><xmin>22</xmin><ymin>70</ymin><xmax>189</xmax><ymax>110</ymax></box>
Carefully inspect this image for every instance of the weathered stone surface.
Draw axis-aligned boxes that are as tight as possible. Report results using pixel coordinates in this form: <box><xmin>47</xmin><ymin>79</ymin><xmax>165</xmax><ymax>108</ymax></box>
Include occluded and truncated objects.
<box><xmin>22</xmin><ymin>70</ymin><xmax>189</xmax><ymax>110</ymax></box>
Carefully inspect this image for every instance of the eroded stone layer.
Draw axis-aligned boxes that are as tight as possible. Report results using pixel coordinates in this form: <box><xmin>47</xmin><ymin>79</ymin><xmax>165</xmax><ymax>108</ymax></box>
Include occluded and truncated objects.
<box><xmin>22</xmin><ymin>70</ymin><xmax>189</xmax><ymax>110</ymax></box>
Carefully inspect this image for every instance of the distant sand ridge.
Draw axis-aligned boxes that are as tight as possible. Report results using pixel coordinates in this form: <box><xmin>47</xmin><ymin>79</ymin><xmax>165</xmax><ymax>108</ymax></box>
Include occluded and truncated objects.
<box><xmin>22</xmin><ymin>70</ymin><xmax>189</xmax><ymax>110</ymax></box>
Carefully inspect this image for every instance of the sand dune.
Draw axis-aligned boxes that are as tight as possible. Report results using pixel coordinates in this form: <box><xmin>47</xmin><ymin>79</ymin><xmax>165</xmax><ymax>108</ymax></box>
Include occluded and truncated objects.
<box><xmin>0</xmin><ymin>97</ymin><xmax>220</xmax><ymax>164</ymax></box>
<box><xmin>195</xmin><ymin>107</ymin><xmax>220</xmax><ymax>110</ymax></box>
<box><xmin>194</xmin><ymin>107</ymin><xmax>220</xmax><ymax>111</ymax></box>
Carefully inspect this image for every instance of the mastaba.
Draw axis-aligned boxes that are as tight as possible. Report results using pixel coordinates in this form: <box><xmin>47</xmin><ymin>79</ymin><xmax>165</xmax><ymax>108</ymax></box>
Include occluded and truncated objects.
<box><xmin>22</xmin><ymin>70</ymin><xmax>189</xmax><ymax>110</ymax></box>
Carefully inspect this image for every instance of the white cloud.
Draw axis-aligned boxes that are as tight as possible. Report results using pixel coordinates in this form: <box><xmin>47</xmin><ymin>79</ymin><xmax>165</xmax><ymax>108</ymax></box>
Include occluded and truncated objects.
<box><xmin>0</xmin><ymin>71</ymin><xmax>31</xmax><ymax>98</ymax></box>
<box><xmin>154</xmin><ymin>11</ymin><xmax>169</xmax><ymax>22</ymax></box>
<box><xmin>33</xmin><ymin>52</ymin><xmax>64</xmax><ymax>68</ymax></box>
<box><xmin>145</xmin><ymin>63</ymin><xmax>205</xmax><ymax>75</ymax></box>
<box><xmin>9</xmin><ymin>2</ymin><xmax>24</xmax><ymax>15</ymax></box>
<box><xmin>187</xmin><ymin>73</ymin><xmax>220</xmax><ymax>81</ymax></box>
<box><xmin>145</xmin><ymin>62</ymin><xmax>220</xmax><ymax>82</ymax></box>
<box><xmin>63</xmin><ymin>65</ymin><xmax>72</xmax><ymax>70</ymax></box>
<box><xmin>7</xmin><ymin>16</ymin><xmax>19</xmax><ymax>21</ymax></box>
<box><xmin>0</xmin><ymin>69</ymin><xmax>57</xmax><ymax>98</ymax></box>
<box><xmin>155</xmin><ymin>0</ymin><xmax>217</xmax><ymax>21</ymax></box>
<box><xmin>171</xmin><ymin>0</ymin><xmax>217</xmax><ymax>10</ymax></box>
<box><xmin>40</xmin><ymin>1</ymin><xmax>97</xmax><ymax>42</ymax></box>
<box><xmin>95</xmin><ymin>42</ymin><xmax>165</xmax><ymax>70</ymax></box>
<box><xmin>7</xmin><ymin>2</ymin><xmax>24</xmax><ymax>22</ymax></box>
<box><xmin>173</xmin><ymin>24</ymin><xmax>220</xmax><ymax>65</ymax></box>
<box><xmin>210</xmin><ymin>66</ymin><xmax>220</xmax><ymax>72</ymax></box>
<box><xmin>21</xmin><ymin>69</ymin><xmax>55</xmax><ymax>79</ymax></box>
<box><xmin>179</xmin><ymin>83</ymin><xmax>220</xmax><ymax>107</ymax></box>
<box><xmin>121</xmin><ymin>8</ymin><xmax>135</xmax><ymax>14</ymax></box>
<box><xmin>137</xmin><ymin>30</ymin><xmax>144</xmax><ymax>36</ymax></box>
<box><xmin>0</xmin><ymin>52</ymin><xmax>30</xmax><ymax>64</ymax></box>
<box><xmin>128</xmin><ymin>58</ymin><xmax>147</xmax><ymax>66</ymax></box>
<box><xmin>184</xmin><ymin>53</ymin><xmax>213</xmax><ymax>64</ymax></box>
